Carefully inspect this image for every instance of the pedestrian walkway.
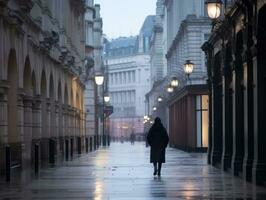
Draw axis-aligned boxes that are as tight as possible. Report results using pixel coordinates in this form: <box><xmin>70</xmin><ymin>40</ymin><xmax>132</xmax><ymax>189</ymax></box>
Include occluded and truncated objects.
<box><xmin>1</xmin><ymin>142</ymin><xmax>266</xmax><ymax>199</ymax></box>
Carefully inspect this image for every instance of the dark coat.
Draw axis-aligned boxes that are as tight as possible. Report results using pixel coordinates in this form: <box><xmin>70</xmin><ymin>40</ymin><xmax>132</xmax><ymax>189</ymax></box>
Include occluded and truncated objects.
<box><xmin>147</xmin><ymin>122</ymin><xmax>169</xmax><ymax>163</ymax></box>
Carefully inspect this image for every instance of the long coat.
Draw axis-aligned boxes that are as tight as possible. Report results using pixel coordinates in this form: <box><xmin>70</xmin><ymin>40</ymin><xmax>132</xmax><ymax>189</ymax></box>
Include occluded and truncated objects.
<box><xmin>147</xmin><ymin>122</ymin><xmax>169</xmax><ymax>163</ymax></box>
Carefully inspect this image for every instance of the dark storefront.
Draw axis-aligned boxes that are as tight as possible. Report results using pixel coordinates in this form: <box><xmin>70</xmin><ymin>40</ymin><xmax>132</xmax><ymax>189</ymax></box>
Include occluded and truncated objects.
<box><xmin>202</xmin><ymin>0</ymin><xmax>266</xmax><ymax>185</ymax></box>
<box><xmin>169</xmin><ymin>85</ymin><xmax>209</xmax><ymax>152</ymax></box>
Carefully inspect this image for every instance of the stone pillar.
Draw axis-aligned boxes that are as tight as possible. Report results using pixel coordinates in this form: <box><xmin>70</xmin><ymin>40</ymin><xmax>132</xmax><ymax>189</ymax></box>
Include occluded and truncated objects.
<box><xmin>54</xmin><ymin>102</ymin><xmax>60</xmax><ymax>157</ymax></box>
<box><xmin>17</xmin><ymin>91</ymin><xmax>25</xmax><ymax>168</ymax></box>
<box><xmin>231</xmin><ymin>34</ymin><xmax>245</xmax><ymax>176</ymax></box>
<box><xmin>242</xmin><ymin>13</ymin><xmax>254</xmax><ymax>182</ymax></box>
<box><xmin>23</xmin><ymin>95</ymin><xmax>33</xmax><ymax>167</ymax></box>
<box><xmin>222</xmin><ymin>46</ymin><xmax>233</xmax><ymax>171</ymax></box>
<box><xmin>211</xmin><ymin>53</ymin><xmax>223</xmax><ymax>166</ymax></box>
<box><xmin>252</xmin><ymin>27</ymin><xmax>266</xmax><ymax>184</ymax></box>
<box><xmin>0</xmin><ymin>84</ymin><xmax>8</xmax><ymax>175</ymax></box>
<box><xmin>32</xmin><ymin>96</ymin><xmax>42</xmax><ymax>170</ymax></box>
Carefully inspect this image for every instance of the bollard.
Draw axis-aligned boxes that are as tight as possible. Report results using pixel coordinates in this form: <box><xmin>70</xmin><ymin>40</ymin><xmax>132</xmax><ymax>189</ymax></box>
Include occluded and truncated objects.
<box><xmin>65</xmin><ymin>139</ymin><xmax>69</xmax><ymax>161</ymax></box>
<box><xmin>108</xmin><ymin>135</ymin><xmax>110</xmax><ymax>146</ymax></box>
<box><xmin>90</xmin><ymin>137</ymin><xmax>93</xmax><ymax>152</ymax></box>
<box><xmin>5</xmin><ymin>145</ymin><xmax>11</xmax><ymax>182</ymax></box>
<box><xmin>34</xmin><ymin>144</ymin><xmax>39</xmax><ymax>174</ymax></box>
<box><xmin>85</xmin><ymin>138</ymin><xmax>89</xmax><ymax>153</ymax></box>
<box><xmin>70</xmin><ymin>138</ymin><xmax>73</xmax><ymax>157</ymax></box>
<box><xmin>49</xmin><ymin>139</ymin><xmax>55</xmax><ymax>164</ymax></box>
<box><xmin>94</xmin><ymin>136</ymin><xmax>96</xmax><ymax>150</ymax></box>
<box><xmin>77</xmin><ymin>137</ymin><xmax>81</xmax><ymax>155</ymax></box>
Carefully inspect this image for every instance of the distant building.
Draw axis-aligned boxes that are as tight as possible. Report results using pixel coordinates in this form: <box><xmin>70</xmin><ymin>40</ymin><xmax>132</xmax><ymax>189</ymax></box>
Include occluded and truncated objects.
<box><xmin>146</xmin><ymin>0</ymin><xmax>211</xmax><ymax>151</ymax></box>
<box><xmin>105</xmin><ymin>16</ymin><xmax>155</xmax><ymax>140</ymax></box>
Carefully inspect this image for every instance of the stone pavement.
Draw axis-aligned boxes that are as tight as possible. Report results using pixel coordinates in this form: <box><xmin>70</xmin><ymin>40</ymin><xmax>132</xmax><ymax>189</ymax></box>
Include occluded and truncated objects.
<box><xmin>0</xmin><ymin>142</ymin><xmax>266</xmax><ymax>199</ymax></box>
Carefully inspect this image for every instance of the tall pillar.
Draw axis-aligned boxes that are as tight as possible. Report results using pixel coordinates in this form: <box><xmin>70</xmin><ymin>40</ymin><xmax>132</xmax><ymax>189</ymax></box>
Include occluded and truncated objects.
<box><xmin>231</xmin><ymin>33</ymin><xmax>244</xmax><ymax>176</ymax></box>
<box><xmin>242</xmin><ymin>17</ymin><xmax>254</xmax><ymax>181</ymax></box>
<box><xmin>23</xmin><ymin>95</ymin><xmax>33</xmax><ymax>167</ymax></box>
<box><xmin>17</xmin><ymin>91</ymin><xmax>25</xmax><ymax>168</ymax></box>
<box><xmin>222</xmin><ymin>46</ymin><xmax>233</xmax><ymax>171</ymax></box>
<box><xmin>32</xmin><ymin>96</ymin><xmax>42</xmax><ymax>170</ymax></box>
<box><xmin>211</xmin><ymin>53</ymin><xmax>223</xmax><ymax>166</ymax></box>
<box><xmin>0</xmin><ymin>84</ymin><xmax>8</xmax><ymax>175</ymax></box>
<box><xmin>252</xmin><ymin>13</ymin><xmax>266</xmax><ymax>183</ymax></box>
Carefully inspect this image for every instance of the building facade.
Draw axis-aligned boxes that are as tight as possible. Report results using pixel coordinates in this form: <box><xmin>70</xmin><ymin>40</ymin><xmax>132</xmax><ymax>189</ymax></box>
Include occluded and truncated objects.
<box><xmin>146</xmin><ymin>0</ymin><xmax>211</xmax><ymax>151</ymax></box>
<box><xmin>105</xmin><ymin>16</ymin><xmax>155</xmax><ymax>140</ymax></box>
<box><xmin>0</xmin><ymin>0</ymin><xmax>86</xmax><ymax>177</ymax></box>
<box><xmin>202</xmin><ymin>0</ymin><xmax>266</xmax><ymax>185</ymax></box>
<box><xmin>84</xmin><ymin>1</ymin><xmax>103</xmax><ymax>150</ymax></box>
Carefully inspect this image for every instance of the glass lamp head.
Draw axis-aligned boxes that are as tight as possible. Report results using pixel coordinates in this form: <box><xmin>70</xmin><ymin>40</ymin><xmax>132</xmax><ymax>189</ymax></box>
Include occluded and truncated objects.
<box><xmin>171</xmin><ymin>77</ymin><xmax>179</xmax><ymax>87</ymax></box>
<box><xmin>167</xmin><ymin>84</ymin><xmax>174</xmax><ymax>93</ymax></box>
<box><xmin>157</xmin><ymin>96</ymin><xmax>163</xmax><ymax>102</ymax></box>
<box><xmin>95</xmin><ymin>74</ymin><xmax>104</xmax><ymax>85</ymax></box>
<box><xmin>205</xmin><ymin>0</ymin><xmax>222</xmax><ymax>19</ymax></box>
<box><xmin>184</xmin><ymin>60</ymin><xmax>194</xmax><ymax>75</ymax></box>
<box><xmin>104</xmin><ymin>95</ymin><xmax>110</xmax><ymax>103</ymax></box>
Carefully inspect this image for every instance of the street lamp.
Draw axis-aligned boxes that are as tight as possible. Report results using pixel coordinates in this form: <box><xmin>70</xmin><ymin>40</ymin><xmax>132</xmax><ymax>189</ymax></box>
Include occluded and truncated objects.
<box><xmin>205</xmin><ymin>0</ymin><xmax>222</xmax><ymax>19</ymax></box>
<box><xmin>95</xmin><ymin>74</ymin><xmax>105</xmax><ymax>147</ymax></box>
<box><xmin>184</xmin><ymin>60</ymin><xmax>194</xmax><ymax>79</ymax></box>
<box><xmin>167</xmin><ymin>84</ymin><xmax>174</xmax><ymax>93</ymax></box>
<box><xmin>104</xmin><ymin>94</ymin><xmax>110</xmax><ymax>103</ymax></box>
<box><xmin>157</xmin><ymin>96</ymin><xmax>163</xmax><ymax>102</ymax></box>
<box><xmin>171</xmin><ymin>77</ymin><xmax>179</xmax><ymax>87</ymax></box>
<box><xmin>153</xmin><ymin>106</ymin><xmax>157</xmax><ymax>111</ymax></box>
<box><xmin>95</xmin><ymin>74</ymin><xmax>104</xmax><ymax>86</ymax></box>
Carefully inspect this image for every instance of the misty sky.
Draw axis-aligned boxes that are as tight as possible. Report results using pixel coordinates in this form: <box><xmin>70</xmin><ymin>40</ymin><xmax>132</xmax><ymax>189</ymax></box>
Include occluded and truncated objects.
<box><xmin>94</xmin><ymin>0</ymin><xmax>156</xmax><ymax>39</ymax></box>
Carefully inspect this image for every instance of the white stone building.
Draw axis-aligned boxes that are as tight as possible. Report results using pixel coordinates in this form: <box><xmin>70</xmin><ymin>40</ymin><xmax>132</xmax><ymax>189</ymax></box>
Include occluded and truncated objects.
<box><xmin>84</xmin><ymin>1</ymin><xmax>103</xmax><ymax>149</ymax></box>
<box><xmin>105</xmin><ymin>16</ymin><xmax>155</xmax><ymax>140</ymax></box>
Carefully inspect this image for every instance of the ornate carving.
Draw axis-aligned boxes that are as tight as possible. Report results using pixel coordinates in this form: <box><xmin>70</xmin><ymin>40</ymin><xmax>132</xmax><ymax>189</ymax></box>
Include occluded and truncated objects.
<box><xmin>40</xmin><ymin>31</ymin><xmax>59</xmax><ymax>51</ymax></box>
<box><xmin>19</xmin><ymin>0</ymin><xmax>34</xmax><ymax>14</ymax></box>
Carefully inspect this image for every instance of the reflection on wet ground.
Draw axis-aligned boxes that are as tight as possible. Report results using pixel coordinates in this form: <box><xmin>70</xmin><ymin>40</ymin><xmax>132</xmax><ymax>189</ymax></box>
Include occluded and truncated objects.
<box><xmin>0</xmin><ymin>142</ymin><xmax>266</xmax><ymax>199</ymax></box>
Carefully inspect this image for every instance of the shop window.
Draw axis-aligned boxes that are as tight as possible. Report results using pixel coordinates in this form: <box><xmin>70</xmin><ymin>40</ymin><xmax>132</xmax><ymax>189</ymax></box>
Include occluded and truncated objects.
<box><xmin>196</xmin><ymin>95</ymin><xmax>209</xmax><ymax>148</ymax></box>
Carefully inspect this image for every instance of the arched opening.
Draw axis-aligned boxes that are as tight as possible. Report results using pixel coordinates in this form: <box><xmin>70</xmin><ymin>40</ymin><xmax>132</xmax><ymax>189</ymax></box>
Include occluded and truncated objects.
<box><xmin>32</xmin><ymin>71</ymin><xmax>37</xmax><ymax>97</ymax></box>
<box><xmin>49</xmin><ymin>74</ymin><xmax>54</xmax><ymax>99</ymax></box>
<box><xmin>58</xmin><ymin>81</ymin><xmax>62</xmax><ymax>103</ymax></box>
<box><xmin>7</xmin><ymin>49</ymin><xmax>20</xmax><ymax>164</ymax></box>
<box><xmin>64</xmin><ymin>85</ymin><xmax>69</xmax><ymax>105</ymax></box>
<box><xmin>41</xmin><ymin>71</ymin><xmax>47</xmax><ymax>97</ymax></box>
<box><xmin>23</xmin><ymin>56</ymin><xmax>32</xmax><ymax>95</ymax></box>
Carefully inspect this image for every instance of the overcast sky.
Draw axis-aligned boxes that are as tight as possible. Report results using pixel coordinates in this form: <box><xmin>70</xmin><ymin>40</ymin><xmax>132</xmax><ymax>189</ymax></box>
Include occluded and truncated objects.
<box><xmin>94</xmin><ymin>0</ymin><xmax>156</xmax><ymax>39</ymax></box>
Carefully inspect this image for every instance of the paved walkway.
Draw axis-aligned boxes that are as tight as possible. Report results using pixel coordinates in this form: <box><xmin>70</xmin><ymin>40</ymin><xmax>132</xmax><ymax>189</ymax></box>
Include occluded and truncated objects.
<box><xmin>1</xmin><ymin>142</ymin><xmax>266</xmax><ymax>199</ymax></box>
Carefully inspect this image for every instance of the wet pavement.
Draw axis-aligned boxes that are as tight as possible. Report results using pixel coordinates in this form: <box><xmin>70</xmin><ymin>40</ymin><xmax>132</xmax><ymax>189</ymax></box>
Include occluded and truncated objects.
<box><xmin>1</xmin><ymin>142</ymin><xmax>266</xmax><ymax>199</ymax></box>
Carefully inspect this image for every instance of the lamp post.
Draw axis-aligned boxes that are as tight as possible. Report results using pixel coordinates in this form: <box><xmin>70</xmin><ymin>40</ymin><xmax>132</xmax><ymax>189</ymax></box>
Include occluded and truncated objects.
<box><xmin>183</xmin><ymin>60</ymin><xmax>194</xmax><ymax>84</ymax></box>
<box><xmin>95</xmin><ymin>74</ymin><xmax>104</xmax><ymax>147</ymax></box>
<box><xmin>103</xmin><ymin>93</ymin><xmax>110</xmax><ymax>146</ymax></box>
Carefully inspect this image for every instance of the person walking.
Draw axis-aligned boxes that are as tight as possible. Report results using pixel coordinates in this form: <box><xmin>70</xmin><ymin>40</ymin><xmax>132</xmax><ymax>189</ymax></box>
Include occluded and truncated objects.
<box><xmin>147</xmin><ymin>117</ymin><xmax>169</xmax><ymax>176</ymax></box>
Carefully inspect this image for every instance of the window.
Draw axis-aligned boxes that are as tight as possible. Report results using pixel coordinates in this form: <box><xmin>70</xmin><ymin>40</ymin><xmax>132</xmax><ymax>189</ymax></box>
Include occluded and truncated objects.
<box><xmin>196</xmin><ymin>95</ymin><xmax>209</xmax><ymax>148</ymax></box>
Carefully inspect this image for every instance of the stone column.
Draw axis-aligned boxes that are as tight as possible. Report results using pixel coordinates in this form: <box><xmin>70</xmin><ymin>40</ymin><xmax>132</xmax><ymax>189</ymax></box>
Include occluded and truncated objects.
<box><xmin>23</xmin><ymin>95</ymin><xmax>33</xmax><ymax>166</ymax></box>
<box><xmin>54</xmin><ymin>102</ymin><xmax>60</xmax><ymax>156</ymax></box>
<box><xmin>17</xmin><ymin>91</ymin><xmax>25</xmax><ymax>168</ymax></box>
<box><xmin>252</xmin><ymin>29</ymin><xmax>266</xmax><ymax>185</ymax></box>
<box><xmin>211</xmin><ymin>53</ymin><xmax>223</xmax><ymax>166</ymax></box>
<box><xmin>231</xmin><ymin>34</ymin><xmax>245</xmax><ymax>176</ymax></box>
<box><xmin>222</xmin><ymin>46</ymin><xmax>233</xmax><ymax>171</ymax></box>
<box><xmin>242</xmin><ymin>12</ymin><xmax>254</xmax><ymax>182</ymax></box>
<box><xmin>0</xmin><ymin>84</ymin><xmax>8</xmax><ymax>175</ymax></box>
<box><xmin>32</xmin><ymin>95</ymin><xmax>42</xmax><ymax>171</ymax></box>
